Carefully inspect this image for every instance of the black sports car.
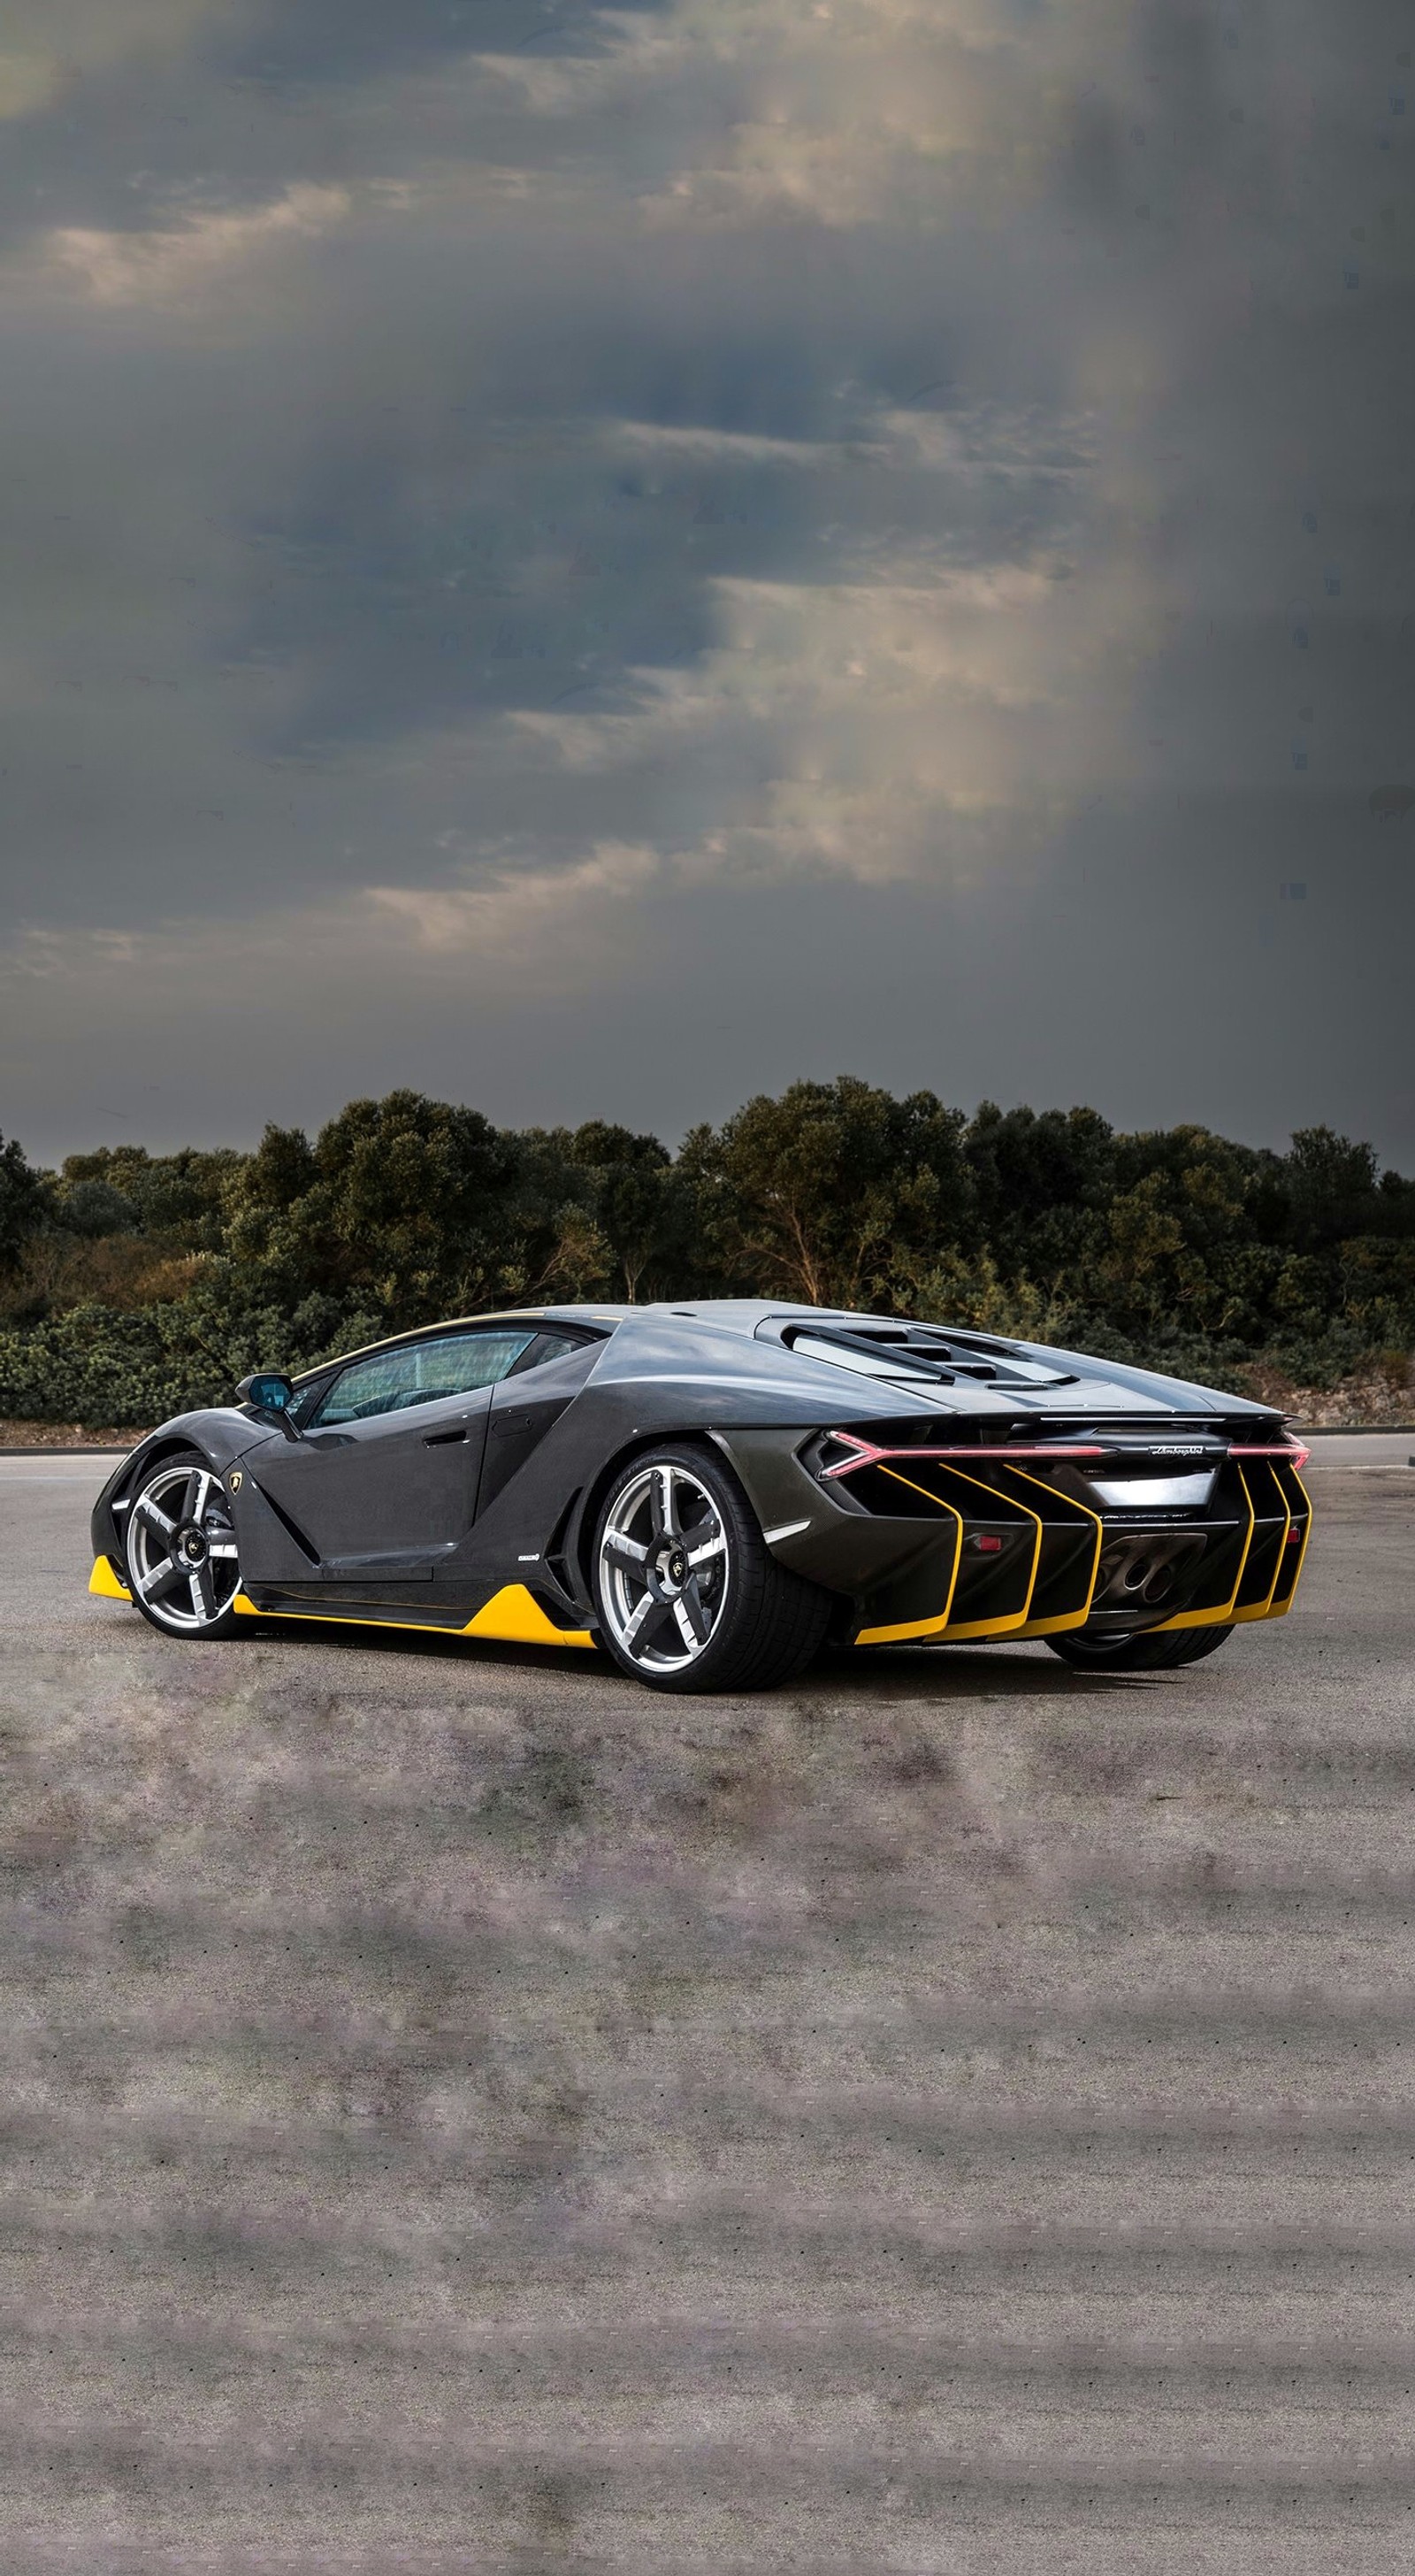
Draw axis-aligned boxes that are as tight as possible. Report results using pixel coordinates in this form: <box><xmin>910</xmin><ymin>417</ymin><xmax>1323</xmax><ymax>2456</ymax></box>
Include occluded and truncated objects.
<box><xmin>89</xmin><ymin>1300</ymin><xmax>1312</xmax><ymax>1690</ymax></box>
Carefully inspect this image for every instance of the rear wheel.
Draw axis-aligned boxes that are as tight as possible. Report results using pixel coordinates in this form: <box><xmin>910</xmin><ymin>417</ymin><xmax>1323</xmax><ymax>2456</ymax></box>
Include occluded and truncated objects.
<box><xmin>593</xmin><ymin>1444</ymin><xmax>830</xmax><ymax>1693</ymax></box>
<box><xmin>1161</xmin><ymin>1623</ymin><xmax>1236</xmax><ymax>1667</ymax></box>
<box><xmin>1046</xmin><ymin>1622</ymin><xmax>1235</xmax><ymax>1673</ymax></box>
<box><xmin>124</xmin><ymin>1447</ymin><xmax>245</xmax><ymax>1640</ymax></box>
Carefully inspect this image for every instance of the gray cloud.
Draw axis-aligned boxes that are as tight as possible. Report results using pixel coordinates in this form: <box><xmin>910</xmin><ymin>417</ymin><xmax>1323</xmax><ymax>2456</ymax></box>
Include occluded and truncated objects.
<box><xmin>0</xmin><ymin>0</ymin><xmax>1411</xmax><ymax>1165</ymax></box>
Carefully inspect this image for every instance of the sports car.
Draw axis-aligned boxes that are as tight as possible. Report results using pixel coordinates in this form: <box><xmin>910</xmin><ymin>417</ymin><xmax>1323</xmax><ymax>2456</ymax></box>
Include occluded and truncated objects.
<box><xmin>88</xmin><ymin>1300</ymin><xmax>1312</xmax><ymax>1690</ymax></box>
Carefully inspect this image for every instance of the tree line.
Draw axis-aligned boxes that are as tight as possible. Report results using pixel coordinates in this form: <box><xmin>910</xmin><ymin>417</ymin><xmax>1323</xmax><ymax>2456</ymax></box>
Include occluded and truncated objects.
<box><xmin>1</xmin><ymin>1080</ymin><xmax>1411</xmax><ymax>1426</ymax></box>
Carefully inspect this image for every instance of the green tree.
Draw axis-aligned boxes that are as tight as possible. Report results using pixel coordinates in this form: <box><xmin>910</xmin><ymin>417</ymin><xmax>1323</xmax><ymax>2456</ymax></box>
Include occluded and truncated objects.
<box><xmin>225</xmin><ymin>1091</ymin><xmax>527</xmax><ymax>1324</ymax></box>
<box><xmin>566</xmin><ymin>1122</ymin><xmax>686</xmax><ymax>1300</ymax></box>
<box><xmin>680</xmin><ymin>1077</ymin><xmax>973</xmax><ymax>1308</ymax></box>
<box><xmin>1281</xmin><ymin>1126</ymin><xmax>1381</xmax><ymax>1249</ymax></box>
<box><xmin>54</xmin><ymin>1145</ymin><xmax>245</xmax><ymax>1248</ymax></box>
<box><xmin>3</xmin><ymin>1084</ymin><xmax>1413</xmax><ymax>1426</ymax></box>
<box><xmin>1091</xmin><ymin>1132</ymin><xmax>1277</xmax><ymax>1342</ymax></box>
<box><xmin>961</xmin><ymin>1103</ymin><xmax>1116</xmax><ymax>1284</ymax></box>
<box><xmin>0</xmin><ymin>1131</ymin><xmax>52</xmax><ymax>1267</ymax></box>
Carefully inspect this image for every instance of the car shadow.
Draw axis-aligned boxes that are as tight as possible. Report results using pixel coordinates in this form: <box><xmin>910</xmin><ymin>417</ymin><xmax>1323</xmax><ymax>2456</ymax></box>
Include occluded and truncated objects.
<box><xmin>236</xmin><ymin>1613</ymin><xmax>602</xmax><ymax>1682</ymax></box>
<box><xmin>807</xmin><ymin>1644</ymin><xmax>1174</xmax><ymax>1698</ymax></box>
<box><xmin>233</xmin><ymin>1618</ymin><xmax>1173</xmax><ymax>1696</ymax></box>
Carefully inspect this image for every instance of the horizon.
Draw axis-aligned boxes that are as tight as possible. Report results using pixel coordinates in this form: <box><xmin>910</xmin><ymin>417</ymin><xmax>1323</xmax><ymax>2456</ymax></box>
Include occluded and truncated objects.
<box><xmin>12</xmin><ymin>1077</ymin><xmax>1411</xmax><ymax>1184</ymax></box>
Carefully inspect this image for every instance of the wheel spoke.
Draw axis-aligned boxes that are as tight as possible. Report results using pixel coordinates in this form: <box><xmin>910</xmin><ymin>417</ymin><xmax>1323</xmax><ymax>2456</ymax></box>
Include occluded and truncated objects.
<box><xmin>604</xmin><ymin>1530</ymin><xmax>649</xmax><ymax>1568</ymax></box>
<box><xmin>676</xmin><ymin>1581</ymin><xmax>712</xmax><ymax>1646</ymax></box>
<box><xmin>137</xmin><ymin>1558</ymin><xmax>187</xmax><ymax>1606</ymax></box>
<box><xmin>671</xmin><ymin>1596</ymin><xmax>703</xmax><ymax>1651</ymax></box>
<box><xmin>124</xmin><ymin>1462</ymin><xmax>243</xmax><ymax>1629</ymax></box>
<box><xmin>621</xmin><ymin>1589</ymin><xmax>660</xmax><ymax>1650</ymax></box>
<box><xmin>601</xmin><ymin>1462</ymin><xmax>732</xmax><ymax>1668</ymax></box>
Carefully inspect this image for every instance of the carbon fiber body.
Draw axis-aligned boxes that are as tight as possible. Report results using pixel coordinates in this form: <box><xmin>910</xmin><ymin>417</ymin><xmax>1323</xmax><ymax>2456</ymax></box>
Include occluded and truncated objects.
<box><xmin>89</xmin><ymin>1301</ymin><xmax>1312</xmax><ymax>1647</ymax></box>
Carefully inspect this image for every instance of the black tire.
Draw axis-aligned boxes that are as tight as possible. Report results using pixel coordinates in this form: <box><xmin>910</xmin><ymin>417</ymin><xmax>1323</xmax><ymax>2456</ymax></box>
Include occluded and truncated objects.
<box><xmin>124</xmin><ymin>1445</ymin><xmax>246</xmax><ymax>1641</ymax></box>
<box><xmin>1161</xmin><ymin>1623</ymin><xmax>1236</xmax><ymax>1667</ymax></box>
<box><xmin>1045</xmin><ymin>1622</ymin><xmax>1235</xmax><ymax>1674</ymax></box>
<box><xmin>592</xmin><ymin>1442</ymin><xmax>831</xmax><ymax>1693</ymax></box>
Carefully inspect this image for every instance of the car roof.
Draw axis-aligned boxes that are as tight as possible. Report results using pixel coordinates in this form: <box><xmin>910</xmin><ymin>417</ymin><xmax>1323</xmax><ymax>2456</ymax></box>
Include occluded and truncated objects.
<box><xmin>289</xmin><ymin>1300</ymin><xmax>897</xmax><ymax>1383</ymax></box>
<box><xmin>289</xmin><ymin>1306</ymin><xmax>620</xmax><ymax>1382</ymax></box>
<box><xmin>286</xmin><ymin>1298</ymin><xmax>1274</xmax><ymax>1422</ymax></box>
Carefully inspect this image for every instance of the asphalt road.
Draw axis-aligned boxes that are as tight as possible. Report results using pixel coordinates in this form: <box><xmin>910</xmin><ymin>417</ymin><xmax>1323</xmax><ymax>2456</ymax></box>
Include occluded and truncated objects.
<box><xmin>2</xmin><ymin>1441</ymin><xmax>1413</xmax><ymax>2572</ymax></box>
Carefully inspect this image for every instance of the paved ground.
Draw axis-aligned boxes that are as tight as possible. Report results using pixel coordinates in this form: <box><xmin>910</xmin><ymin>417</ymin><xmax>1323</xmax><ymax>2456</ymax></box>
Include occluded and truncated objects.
<box><xmin>2</xmin><ymin>1444</ymin><xmax>1413</xmax><ymax>2572</ymax></box>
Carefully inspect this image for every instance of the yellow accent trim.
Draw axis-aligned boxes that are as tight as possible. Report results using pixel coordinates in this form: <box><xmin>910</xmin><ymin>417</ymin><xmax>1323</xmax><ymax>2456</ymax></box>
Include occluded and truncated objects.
<box><xmin>1258</xmin><ymin>1466</ymin><xmax>1312</xmax><ymax>1619</ymax></box>
<box><xmin>228</xmin><ymin>1579</ymin><xmax>593</xmax><ymax>1649</ymax></box>
<box><xmin>1152</xmin><ymin>1467</ymin><xmax>1256</xmax><ymax>1631</ymax></box>
<box><xmin>855</xmin><ymin>1455</ymin><xmax>1308</xmax><ymax>1652</ymax></box>
<box><xmin>232</xmin><ymin>1600</ymin><xmax>470</xmax><ymax>1639</ymax></box>
<box><xmin>854</xmin><ymin>1466</ymin><xmax>963</xmax><ymax>1643</ymax></box>
<box><xmin>1232</xmin><ymin>1464</ymin><xmax>1290</xmax><ymax>1623</ymax></box>
<box><xmin>463</xmin><ymin>1583</ymin><xmax>594</xmax><ymax>1648</ymax></box>
<box><xmin>88</xmin><ymin>1555</ymin><xmax>133</xmax><ymax>1603</ymax></box>
<box><xmin>855</xmin><ymin>1460</ymin><xmax>1044</xmax><ymax>1645</ymax></box>
<box><xmin>924</xmin><ymin>1461</ymin><xmax>1043</xmax><ymax>1640</ymax></box>
<box><xmin>1003</xmin><ymin>1469</ymin><xmax>1105</xmax><ymax>1639</ymax></box>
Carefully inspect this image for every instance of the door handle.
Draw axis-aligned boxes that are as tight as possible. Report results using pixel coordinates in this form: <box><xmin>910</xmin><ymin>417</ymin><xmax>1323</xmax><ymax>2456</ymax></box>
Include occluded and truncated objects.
<box><xmin>422</xmin><ymin>1426</ymin><xmax>469</xmax><ymax>1447</ymax></box>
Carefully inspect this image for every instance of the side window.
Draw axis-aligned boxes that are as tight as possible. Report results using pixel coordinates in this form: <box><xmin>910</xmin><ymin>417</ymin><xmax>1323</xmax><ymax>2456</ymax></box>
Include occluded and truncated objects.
<box><xmin>287</xmin><ymin>1375</ymin><xmax>333</xmax><ymax>1429</ymax></box>
<box><xmin>310</xmin><ymin>1330</ymin><xmax>537</xmax><ymax>1427</ymax></box>
<box><xmin>310</xmin><ymin>1347</ymin><xmax>423</xmax><ymax>1426</ymax></box>
<box><xmin>507</xmin><ymin>1330</ymin><xmax>589</xmax><ymax>1376</ymax></box>
<box><xmin>416</xmin><ymin>1331</ymin><xmax>537</xmax><ymax>1398</ymax></box>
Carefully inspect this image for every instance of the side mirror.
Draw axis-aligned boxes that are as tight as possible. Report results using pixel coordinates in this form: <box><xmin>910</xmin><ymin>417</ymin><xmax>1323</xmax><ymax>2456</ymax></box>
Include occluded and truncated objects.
<box><xmin>236</xmin><ymin>1371</ymin><xmax>296</xmax><ymax>1414</ymax></box>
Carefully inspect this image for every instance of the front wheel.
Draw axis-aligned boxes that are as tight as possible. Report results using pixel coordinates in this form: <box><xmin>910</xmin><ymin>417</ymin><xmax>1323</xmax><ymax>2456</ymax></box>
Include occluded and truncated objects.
<box><xmin>1046</xmin><ymin>1622</ymin><xmax>1235</xmax><ymax>1673</ymax></box>
<box><xmin>124</xmin><ymin>1447</ymin><xmax>245</xmax><ymax>1640</ymax></box>
<box><xmin>592</xmin><ymin>1445</ymin><xmax>830</xmax><ymax>1693</ymax></box>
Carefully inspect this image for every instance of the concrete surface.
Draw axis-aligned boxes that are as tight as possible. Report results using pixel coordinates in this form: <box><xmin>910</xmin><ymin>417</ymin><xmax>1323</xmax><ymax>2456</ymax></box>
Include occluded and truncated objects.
<box><xmin>1</xmin><ymin>1449</ymin><xmax>1413</xmax><ymax>2571</ymax></box>
<box><xmin>1298</xmin><ymin>1431</ymin><xmax>1415</xmax><ymax>1468</ymax></box>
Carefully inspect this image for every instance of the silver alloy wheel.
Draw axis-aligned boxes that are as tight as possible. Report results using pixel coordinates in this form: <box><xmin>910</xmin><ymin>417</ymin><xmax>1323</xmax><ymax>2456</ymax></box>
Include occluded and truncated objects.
<box><xmin>598</xmin><ymin>1460</ymin><xmax>730</xmax><ymax>1674</ymax></box>
<box><xmin>126</xmin><ymin>1460</ymin><xmax>242</xmax><ymax>1633</ymax></box>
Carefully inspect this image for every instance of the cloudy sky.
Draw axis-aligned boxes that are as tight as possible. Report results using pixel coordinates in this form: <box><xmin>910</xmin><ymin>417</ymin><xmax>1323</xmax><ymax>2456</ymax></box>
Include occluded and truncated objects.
<box><xmin>1</xmin><ymin>0</ymin><xmax>1411</xmax><ymax>1168</ymax></box>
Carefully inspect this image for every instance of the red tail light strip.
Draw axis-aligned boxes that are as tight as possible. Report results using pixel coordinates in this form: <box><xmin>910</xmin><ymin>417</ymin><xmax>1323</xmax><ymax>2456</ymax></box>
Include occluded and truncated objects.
<box><xmin>818</xmin><ymin>1433</ymin><xmax>1107</xmax><ymax>1479</ymax></box>
<box><xmin>820</xmin><ymin>1432</ymin><xmax>1310</xmax><ymax>1481</ymax></box>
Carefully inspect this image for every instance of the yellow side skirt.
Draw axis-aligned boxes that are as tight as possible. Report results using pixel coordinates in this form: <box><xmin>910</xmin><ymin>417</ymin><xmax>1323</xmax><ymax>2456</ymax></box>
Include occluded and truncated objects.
<box><xmin>89</xmin><ymin>1556</ymin><xmax>133</xmax><ymax>1601</ymax></box>
<box><xmin>90</xmin><ymin>1561</ymin><xmax>593</xmax><ymax>1649</ymax></box>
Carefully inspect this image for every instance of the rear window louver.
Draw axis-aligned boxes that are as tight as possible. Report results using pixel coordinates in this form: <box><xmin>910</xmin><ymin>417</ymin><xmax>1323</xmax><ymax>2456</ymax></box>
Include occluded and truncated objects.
<box><xmin>782</xmin><ymin>1322</ymin><xmax>1077</xmax><ymax>1389</ymax></box>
